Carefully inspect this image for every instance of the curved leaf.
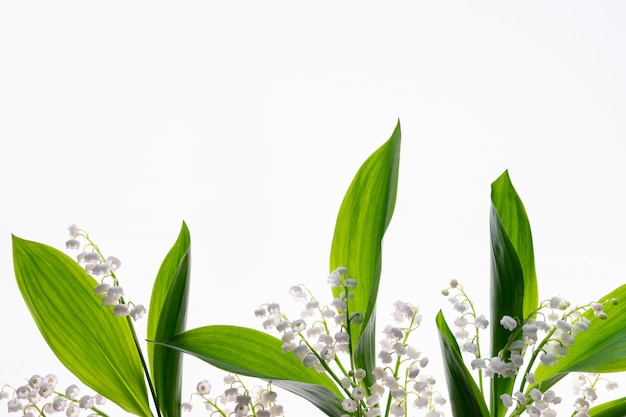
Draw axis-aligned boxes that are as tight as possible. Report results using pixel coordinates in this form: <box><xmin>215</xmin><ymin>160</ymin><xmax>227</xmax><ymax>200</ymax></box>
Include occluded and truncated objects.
<box><xmin>329</xmin><ymin>120</ymin><xmax>401</xmax><ymax>387</ymax></box>
<box><xmin>436</xmin><ymin>311</ymin><xmax>490</xmax><ymax>417</ymax></box>
<box><xmin>491</xmin><ymin>170</ymin><xmax>538</xmax><ymax>318</ymax></box>
<box><xmin>589</xmin><ymin>396</ymin><xmax>626</xmax><ymax>417</ymax></box>
<box><xmin>489</xmin><ymin>171</ymin><xmax>538</xmax><ymax>416</ymax></box>
<box><xmin>147</xmin><ymin>222</ymin><xmax>191</xmax><ymax>417</ymax></box>
<box><xmin>159</xmin><ymin>325</ymin><xmax>345</xmax><ymax>417</ymax></box>
<box><xmin>12</xmin><ymin>236</ymin><xmax>152</xmax><ymax>417</ymax></box>
<box><xmin>533</xmin><ymin>284</ymin><xmax>626</xmax><ymax>390</ymax></box>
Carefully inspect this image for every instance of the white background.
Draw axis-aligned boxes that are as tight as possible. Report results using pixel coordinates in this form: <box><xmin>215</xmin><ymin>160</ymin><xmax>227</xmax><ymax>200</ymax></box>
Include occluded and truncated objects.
<box><xmin>1</xmin><ymin>2</ymin><xmax>626</xmax><ymax>416</ymax></box>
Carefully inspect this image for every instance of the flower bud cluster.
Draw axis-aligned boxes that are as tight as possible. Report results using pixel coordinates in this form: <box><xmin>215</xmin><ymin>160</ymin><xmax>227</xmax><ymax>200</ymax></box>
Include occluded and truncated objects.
<box><xmin>182</xmin><ymin>374</ymin><xmax>284</xmax><ymax>416</ymax></box>
<box><xmin>257</xmin><ymin>267</ymin><xmax>445</xmax><ymax>416</ymax></box>
<box><xmin>568</xmin><ymin>373</ymin><xmax>619</xmax><ymax>417</ymax></box>
<box><xmin>65</xmin><ymin>225</ymin><xmax>145</xmax><ymax>321</ymax></box>
<box><xmin>0</xmin><ymin>374</ymin><xmax>107</xmax><ymax>416</ymax></box>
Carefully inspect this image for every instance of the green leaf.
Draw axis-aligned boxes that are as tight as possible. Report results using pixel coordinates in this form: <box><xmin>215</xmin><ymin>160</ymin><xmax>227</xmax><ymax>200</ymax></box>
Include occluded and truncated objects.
<box><xmin>159</xmin><ymin>325</ymin><xmax>345</xmax><ymax>417</ymax></box>
<box><xmin>589</xmin><ymin>396</ymin><xmax>626</xmax><ymax>417</ymax></box>
<box><xmin>329</xmin><ymin>120</ymin><xmax>401</xmax><ymax>386</ymax></box>
<box><xmin>436</xmin><ymin>311</ymin><xmax>490</xmax><ymax>417</ymax></box>
<box><xmin>147</xmin><ymin>222</ymin><xmax>191</xmax><ymax>417</ymax></box>
<box><xmin>489</xmin><ymin>170</ymin><xmax>539</xmax><ymax>417</ymax></box>
<box><xmin>12</xmin><ymin>236</ymin><xmax>152</xmax><ymax>417</ymax></box>
<box><xmin>533</xmin><ymin>284</ymin><xmax>626</xmax><ymax>389</ymax></box>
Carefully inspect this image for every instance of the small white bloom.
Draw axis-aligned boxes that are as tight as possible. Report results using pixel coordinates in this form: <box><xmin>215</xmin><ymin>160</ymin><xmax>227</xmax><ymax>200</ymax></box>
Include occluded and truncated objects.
<box><xmin>526</xmin><ymin>405</ymin><xmax>540</xmax><ymax>417</ymax></box>
<box><xmin>53</xmin><ymin>397</ymin><xmax>67</xmax><ymax>411</ymax></box>
<box><xmin>94</xmin><ymin>283</ymin><xmax>110</xmax><ymax>296</ymax></box>
<box><xmin>107</xmin><ymin>286</ymin><xmax>124</xmax><ymax>301</ymax></box>
<box><xmin>66</xmin><ymin>239</ymin><xmax>81</xmax><ymax>250</ymax></box>
<box><xmin>130</xmin><ymin>304</ymin><xmax>147</xmax><ymax>321</ymax></box>
<box><xmin>378</xmin><ymin>350</ymin><xmax>393</xmax><ymax>364</ymax></box>
<box><xmin>344</xmin><ymin>278</ymin><xmax>357</xmax><ymax>288</ymax></box>
<box><xmin>291</xmin><ymin>319</ymin><xmax>307</xmax><ymax>333</ymax></box>
<box><xmin>16</xmin><ymin>385</ymin><xmax>31</xmax><ymax>399</ymax></box>
<box><xmin>500</xmin><ymin>315</ymin><xmax>517</xmax><ymax>331</ymax></box>
<box><xmin>471</xmin><ymin>358</ymin><xmax>486</xmax><ymax>369</ymax></box>
<box><xmin>522</xmin><ymin>323</ymin><xmax>538</xmax><ymax>341</ymax></box>
<box><xmin>79</xmin><ymin>395</ymin><xmax>94</xmax><ymax>409</ymax></box>
<box><xmin>197</xmin><ymin>380</ymin><xmax>211</xmax><ymax>395</ymax></box>
<box><xmin>39</xmin><ymin>383</ymin><xmax>54</xmax><ymax>398</ymax></box>
<box><xmin>267</xmin><ymin>303</ymin><xmax>280</xmax><ymax>314</ymax></box>
<box><xmin>82</xmin><ymin>252</ymin><xmax>101</xmax><ymax>263</ymax></box>
<box><xmin>65</xmin><ymin>384</ymin><xmax>80</xmax><ymax>399</ymax></box>
<box><xmin>529</xmin><ymin>388</ymin><xmax>542</xmax><ymax>401</ymax></box>
<box><xmin>68</xmin><ymin>224</ymin><xmax>79</xmax><ymax>237</ymax></box>
<box><xmin>320</xmin><ymin>345</ymin><xmax>335</xmax><ymax>362</ymax></box>
<box><xmin>500</xmin><ymin>393</ymin><xmax>513</xmax><ymax>408</ymax></box>
<box><xmin>92</xmin><ymin>263</ymin><xmax>110</xmax><ymax>276</ymax></box>
<box><xmin>341</xmin><ymin>398</ymin><xmax>357</xmax><ymax>412</ymax></box>
<box><xmin>28</xmin><ymin>375</ymin><xmax>42</xmax><ymax>388</ymax></box>
<box><xmin>106</xmin><ymin>256</ymin><xmax>122</xmax><ymax>271</ymax></box>
<box><xmin>66</xmin><ymin>403</ymin><xmax>80</xmax><ymax>417</ymax></box>
<box><xmin>513</xmin><ymin>390</ymin><xmax>527</xmax><ymax>404</ymax></box>
<box><xmin>354</xmin><ymin>368</ymin><xmax>366</xmax><ymax>380</ymax></box>
<box><xmin>540</xmin><ymin>353</ymin><xmax>557</xmax><ymax>366</ymax></box>
<box><xmin>327</xmin><ymin>272</ymin><xmax>341</xmax><ymax>288</ymax></box>
<box><xmin>276</xmin><ymin>320</ymin><xmax>290</xmax><ymax>332</ymax></box>
<box><xmin>453</xmin><ymin>302</ymin><xmax>468</xmax><ymax>313</ymax></box>
<box><xmin>181</xmin><ymin>402</ymin><xmax>193</xmax><ymax>412</ymax></box>
<box><xmin>462</xmin><ymin>341</ymin><xmax>478</xmax><ymax>355</ymax></box>
<box><xmin>474</xmin><ymin>315</ymin><xmax>489</xmax><ymax>329</ymax></box>
<box><xmin>114</xmin><ymin>304</ymin><xmax>130</xmax><ymax>317</ymax></box>
<box><xmin>454</xmin><ymin>317</ymin><xmax>468</xmax><ymax>327</ymax></box>
<box><xmin>352</xmin><ymin>387</ymin><xmax>366</xmax><ymax>400</ymax></box>
<box><xmin>331</xmin><ymin>298</ymin><xmax>347</xmax><ymax>311</ymax></box>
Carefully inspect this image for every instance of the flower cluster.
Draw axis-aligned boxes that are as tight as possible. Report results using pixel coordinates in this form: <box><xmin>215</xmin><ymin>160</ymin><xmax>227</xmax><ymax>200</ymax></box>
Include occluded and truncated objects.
<box><xmin>256</xmin><ymin>267</ymin><xmax>446</xmax><ymax>417</ymax></box>
<box><xmin>568</xmin><ymin>373</ymin><xmax>619</xmax><ymax>417</ymax></box>
<box><xmin>442</xmin><ymin>278</ymin><xmax>619</xmax><ymax>416</ymax></box>
<box><xmin>0</xmin><ymin>374</ymin><xmax>108</xmax><ymax>416</ymax></box>
<box><xmin>182</xmin><ymin>374</ymin><xmax>284</xmax><ymax>417</ymax></box>
<box><xmin>66</xmin><ymin>225</ymin><xmax>145</xmax><ymax>321</ymax></box>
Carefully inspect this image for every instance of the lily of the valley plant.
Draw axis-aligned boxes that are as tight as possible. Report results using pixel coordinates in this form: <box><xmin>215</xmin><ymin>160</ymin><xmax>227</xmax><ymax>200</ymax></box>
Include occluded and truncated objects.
<box><xmin>5</xmin><ymin>121</ymin><xmax>626</xmax><ymax>417</ymax></box>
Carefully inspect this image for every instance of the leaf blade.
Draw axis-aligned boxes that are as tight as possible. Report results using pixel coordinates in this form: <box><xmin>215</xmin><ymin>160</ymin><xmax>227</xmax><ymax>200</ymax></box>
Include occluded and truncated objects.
<box><xmin>159</xmin><ymin>325</ymin><xmax>345</xmax><ymax>417</ymax></box>
<box><xmin>329</xmin><ymin>121</ymin><xmax>401</xmax><ymax>386</ymax></box>
<box><xmin>147</xmin><ymin>222</ymin><xmax>192</xmax><ymax>417</ymax></box>
<box><xmin>436</xmin><ymin>311</ymin><xmax>490</xmax><ymax>417</ymax></box>
<box><xmin>588</xmin><ymin>396</ymin><xmax>626</xmax><ymax>417</ymax></box>
<box><xmin>12</xmin><ymin>236</ymin><xmax>152</xmax><ymax>417</ymax></box>
<box><xmin>489</xmin><ymin>171</ymin><xmax>538</xmax><ymax>417</ymax></box>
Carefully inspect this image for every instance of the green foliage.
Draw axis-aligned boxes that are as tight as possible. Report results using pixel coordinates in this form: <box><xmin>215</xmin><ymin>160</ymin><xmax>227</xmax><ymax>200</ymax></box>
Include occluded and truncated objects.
<box><xmin>147</xmin><ymin>222</ymin><xmax>191</xmax><ymax>417</ymax></box>
<box><xmin>488</xmin><ymin>170</ymin><xmax>539</xmax><ymax>417</ymax></box>
<box><xmin>436</xmin><ymin>311</ymin><xmax>490</xmax><ymax>417</ymax></box>
<box><xmin>159</xmin><ymin>325</ymin><xmax>345</xmax><ymax>417</ymax></box>
<box><xmin>329</xmin><ymin>120</ymin><xmax>401</xmax><ymax>387</ymax></box>
<box><xmin>12</xmin><ymin>236</ymin><xmax>152</xmax><ymax>417</ymax></box>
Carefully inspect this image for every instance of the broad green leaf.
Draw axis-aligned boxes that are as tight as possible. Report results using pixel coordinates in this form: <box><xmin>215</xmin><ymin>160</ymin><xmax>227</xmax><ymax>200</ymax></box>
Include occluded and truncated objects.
<box><xmin>159</xmin><ymin>325</ymin><xmax>345</xmax><ymax>417</ymax></box>
<box><xmin>533</xmin><ymin>284</ymin><xmax>626</xmax><ymax>390</ymax></box>
<box><xmin>329</xmin><ymin>120</ymin><xmax>401</xmax><ymax>387</ymax></box>
<box><xmin>489</xmin><ymin>170</ymin><xmax>538</xmax><ymax>417</ymax></box>
<box><xmin>436</xmin><ymin>311</ymin><xmax>490</xmax><ymax>417</ymax></box>
<box><xmin>589</xmin><ymin>396</ymin><xmax>626</xmax><ymax>417</ymax></box>
<box><xmin>12</xmin><ymin>236</ymin><xmax>152</xmax><ymax>417</ymax></box>
<box><xmin>147</xmin><ymin>222</ymin><xmax>191</xmax><ymax>417</ymax></box>
<box><xmin>491</xmin><ymin>170</ymin><xmax>538</xmax><ymax>318</ymax></box>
